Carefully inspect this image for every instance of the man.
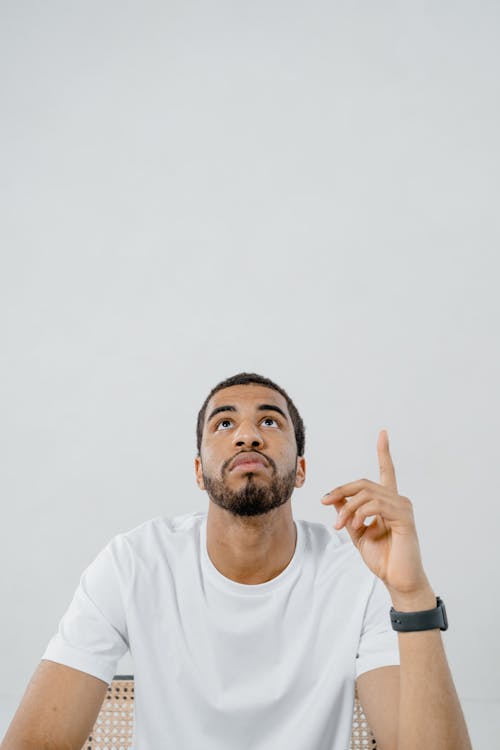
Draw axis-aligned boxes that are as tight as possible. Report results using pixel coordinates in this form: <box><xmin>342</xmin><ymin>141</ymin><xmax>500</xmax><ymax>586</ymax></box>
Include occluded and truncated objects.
<box><xmin>1</xmin><ymin>372</ymin><xmax>472</xmax><ymax>750</ymax></box>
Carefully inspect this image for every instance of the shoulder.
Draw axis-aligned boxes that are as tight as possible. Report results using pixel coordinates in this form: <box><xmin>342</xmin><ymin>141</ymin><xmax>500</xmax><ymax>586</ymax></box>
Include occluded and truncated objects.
<box><xmin>103</xmin><ymin>510</ymin><xmax>207</xmax><ymax>567</ymax></box>
<box><xmin>115</xmin><ymin>509</ymin><xmax>205</xmax><ymax>543</ymax></box>
<box><xmin>297</xmin><ymin>518</ymin><xmax>373</xmax><ymax>587</ymax></box>
<box><xmin>297</xmin><ymin>517</ymin><xmax>350</xmax><ymax>552</ymax></box>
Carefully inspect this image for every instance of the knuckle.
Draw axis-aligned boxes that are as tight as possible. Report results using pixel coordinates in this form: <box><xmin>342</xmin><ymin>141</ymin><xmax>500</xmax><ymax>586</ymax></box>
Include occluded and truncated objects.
<box><xmin>401</xmin><ymin>496</ymin><xmax>414</xmax><ymax>515</ymax></box>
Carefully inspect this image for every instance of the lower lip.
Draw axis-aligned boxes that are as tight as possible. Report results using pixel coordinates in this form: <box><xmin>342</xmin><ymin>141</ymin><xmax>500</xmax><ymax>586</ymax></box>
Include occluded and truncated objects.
<box><xmin>232</xmin><ymin>461</ymin><xmax>267</xmax><ymax>471</ymax></box>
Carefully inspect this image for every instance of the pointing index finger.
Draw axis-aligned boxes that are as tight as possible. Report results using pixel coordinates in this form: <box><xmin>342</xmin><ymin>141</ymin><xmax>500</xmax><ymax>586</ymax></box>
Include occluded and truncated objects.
<box><xmin>378</xmin><ymin>429</ymin><xmax>398</xmax><ymax>492</ymax></box>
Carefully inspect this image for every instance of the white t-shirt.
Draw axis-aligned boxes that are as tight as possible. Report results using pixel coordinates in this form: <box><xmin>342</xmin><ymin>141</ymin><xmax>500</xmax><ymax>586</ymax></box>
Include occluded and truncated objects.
<box><xmin>42</xmin><ymin>510</ymin><xmax>400</xmax><ymax>750</ymax></box>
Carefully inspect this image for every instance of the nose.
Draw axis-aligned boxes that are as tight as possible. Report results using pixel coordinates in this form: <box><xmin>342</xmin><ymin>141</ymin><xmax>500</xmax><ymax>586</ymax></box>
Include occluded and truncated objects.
<box><xmin>232</xmin><ymin>419</ymin><xmax>265</xmax><ymax>450</ymax></box>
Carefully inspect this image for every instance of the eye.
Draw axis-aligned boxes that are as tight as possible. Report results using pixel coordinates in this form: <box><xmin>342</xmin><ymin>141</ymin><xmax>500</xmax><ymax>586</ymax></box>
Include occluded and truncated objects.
<box><xmin>216</xmin><ymin>419</ymin><xmax>233</xmax><ymax>430</ymax></box>
<box><xmin>215</xmin><ymin>416</ymin><xmax>279</xmax><ymax>430</ymax></box>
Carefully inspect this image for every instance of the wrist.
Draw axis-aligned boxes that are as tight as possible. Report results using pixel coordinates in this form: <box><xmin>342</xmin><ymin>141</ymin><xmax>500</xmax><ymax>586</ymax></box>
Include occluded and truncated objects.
<box><xmin>389</xmin><ymin>585</ymin><xmax>437</xmax><ymax>612</ymax></box>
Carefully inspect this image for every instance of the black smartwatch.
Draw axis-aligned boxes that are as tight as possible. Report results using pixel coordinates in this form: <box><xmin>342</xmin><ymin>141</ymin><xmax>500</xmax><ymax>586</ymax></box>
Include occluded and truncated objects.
<box><xmin>390</xmin><ymin>596</ymin><xmax>448</xmax><ymax>632</ymax></box>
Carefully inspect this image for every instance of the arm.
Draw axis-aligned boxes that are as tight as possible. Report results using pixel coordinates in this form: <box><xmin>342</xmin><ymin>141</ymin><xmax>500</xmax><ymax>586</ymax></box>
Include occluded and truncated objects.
<box><xmin>390</xmin><ymin>586</ymin><xmax>473</xmax><ymax>750</ymax></box>
<box><xmin>356</xmin><ymin>665</ymin><xmax>399</xmax><ymax>750</ymax></box>
<box><xmin>356</xmin><ymin>587</ymin><xmax>473</xmax><ymax>750</ymax></box>
<box><xmin>0</xmin><ymin>659</ymin><xmax>108</xmax><ymax>750</ymax></box>
<box><xmin>323</xmin><ymin>430</ymin><xmax>473</xmax><ymax>750</ymax></box>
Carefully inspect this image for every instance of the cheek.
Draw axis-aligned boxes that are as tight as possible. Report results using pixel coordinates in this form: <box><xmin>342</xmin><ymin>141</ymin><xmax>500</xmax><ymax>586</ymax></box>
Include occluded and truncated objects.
<box><xmin>204</xmin><ymin>443</ymin><xmax>221</xmax><ymax>461</ymax></box>
<box><xmin>200</xmin><ymin>444</ymin><xmax>225</xmax><ymax>473</ymax></box>
<box><xmin>276</xmin><ymin>447</ymin><xmax>295</xmax><ymax>467</ymax></box>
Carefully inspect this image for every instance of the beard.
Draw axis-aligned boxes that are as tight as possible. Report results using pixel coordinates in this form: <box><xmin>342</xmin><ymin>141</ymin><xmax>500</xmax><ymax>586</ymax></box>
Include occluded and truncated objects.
<box><xmin>201</xmin><ymin>459</ymin><xmax>298</xmax><ymax>517</ymax></box>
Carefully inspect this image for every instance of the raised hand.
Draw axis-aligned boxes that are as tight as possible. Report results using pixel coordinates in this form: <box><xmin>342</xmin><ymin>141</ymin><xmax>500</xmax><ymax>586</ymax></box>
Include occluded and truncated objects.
<box><xmin>321</xmin><ymin>430</ymin><xmax>430</xmax><ymax>598</ymax></box>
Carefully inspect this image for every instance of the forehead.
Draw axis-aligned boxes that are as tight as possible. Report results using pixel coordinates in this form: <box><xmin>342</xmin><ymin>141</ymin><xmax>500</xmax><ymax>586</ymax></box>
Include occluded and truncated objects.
<box><xmin>205</xmin><ymin>384</ymin><xmax>290</xmax><ymax>423</ymax></box>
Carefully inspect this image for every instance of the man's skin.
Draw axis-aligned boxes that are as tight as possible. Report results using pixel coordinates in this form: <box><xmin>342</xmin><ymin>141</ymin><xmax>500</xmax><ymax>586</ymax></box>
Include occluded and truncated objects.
<box><xmin>194</xmin><ymin>382</ymin><xmax>305</xmax><ymax>585</ymax></box>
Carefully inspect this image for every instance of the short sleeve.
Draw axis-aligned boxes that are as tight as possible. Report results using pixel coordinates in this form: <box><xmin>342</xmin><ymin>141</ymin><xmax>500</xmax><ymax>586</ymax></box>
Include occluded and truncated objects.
<box><xmin>355</xmin><ymin>574</ymin><xmax>400</xmax><ymax>679</ymax></box>
<box><xmin>41</xmin><ymin>538</ymin><xmax>130</xmax><ymax>685</ymax></box>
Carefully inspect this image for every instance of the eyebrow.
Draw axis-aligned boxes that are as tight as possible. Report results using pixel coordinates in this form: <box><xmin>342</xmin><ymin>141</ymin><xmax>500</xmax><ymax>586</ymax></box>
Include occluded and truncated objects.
<box><xmin>207</xmin><ymin>403</ymin><xmax>289</xmax><ymax>425</ymax></box>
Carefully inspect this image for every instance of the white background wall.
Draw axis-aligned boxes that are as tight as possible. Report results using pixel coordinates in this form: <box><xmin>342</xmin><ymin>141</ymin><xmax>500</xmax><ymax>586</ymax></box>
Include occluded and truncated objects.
<box><xmin>1</xmin><ymin>1</ymin><xmax>499</xmax><ymax>746</ymax></box>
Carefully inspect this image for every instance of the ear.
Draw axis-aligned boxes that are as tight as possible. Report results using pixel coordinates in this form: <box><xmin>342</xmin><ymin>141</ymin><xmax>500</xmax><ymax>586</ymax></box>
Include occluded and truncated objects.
<box><xmin>194</xmin><ymin>456</ymin><xmax>205</xmax><ymax>490</ymax></box>
<box><xmin>295</xmin><ymin>456</ymin><xmax>306</xmax><ymax>488</ymax></box>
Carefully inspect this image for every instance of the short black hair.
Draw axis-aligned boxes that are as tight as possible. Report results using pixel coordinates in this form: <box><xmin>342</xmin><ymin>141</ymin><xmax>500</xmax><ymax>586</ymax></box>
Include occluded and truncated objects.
<box><xmin>196</xmin><ymin>372</ymin><xmax>305</xmax><ymax>457</ymax></box>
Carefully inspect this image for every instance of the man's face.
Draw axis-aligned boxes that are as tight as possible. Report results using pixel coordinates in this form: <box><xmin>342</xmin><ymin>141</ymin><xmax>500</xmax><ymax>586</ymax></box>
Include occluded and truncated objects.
<box><xmin>194</xmin><ymin>384</ymin><xmax>306</xmax><ymax>517</ymax></box>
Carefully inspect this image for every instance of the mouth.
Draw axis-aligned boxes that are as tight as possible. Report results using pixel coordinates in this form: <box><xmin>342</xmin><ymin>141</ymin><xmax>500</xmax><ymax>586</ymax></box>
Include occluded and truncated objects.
<box><xmin>230</xmin><ymin>452</ymin><xmax>268</xmax><ymax>471</ymax></box>
<box><xmin>231</xmin><ymin>460</ymin><xmax>267</xmax><ymax>472</ymax></box>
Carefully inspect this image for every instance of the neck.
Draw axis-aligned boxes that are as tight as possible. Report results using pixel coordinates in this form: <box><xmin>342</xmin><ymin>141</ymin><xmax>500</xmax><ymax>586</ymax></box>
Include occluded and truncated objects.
<box><xmin>205</xmin><ymin>504</ymin><xmax>297</xmax><ymax>584</ymax></box>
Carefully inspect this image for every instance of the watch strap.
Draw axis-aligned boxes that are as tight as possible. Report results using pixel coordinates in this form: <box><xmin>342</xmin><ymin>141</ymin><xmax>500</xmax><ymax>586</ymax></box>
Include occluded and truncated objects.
<box><xmin>390</xmin><ymin>595</ymin><xmax>448</xmax><ymax>632</ymax></box>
